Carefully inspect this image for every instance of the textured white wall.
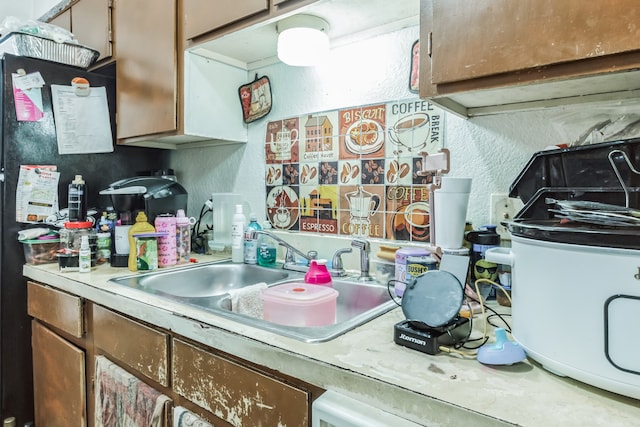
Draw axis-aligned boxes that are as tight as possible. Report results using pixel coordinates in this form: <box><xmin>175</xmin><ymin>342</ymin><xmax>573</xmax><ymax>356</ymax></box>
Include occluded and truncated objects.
<box><xmin>169</xmin><ymin>24</ymin><xmax>604</xmax><ymax>237</ymax></box>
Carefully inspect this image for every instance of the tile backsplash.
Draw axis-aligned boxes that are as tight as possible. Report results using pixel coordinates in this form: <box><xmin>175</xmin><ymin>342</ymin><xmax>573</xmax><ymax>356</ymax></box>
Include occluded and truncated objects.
<box><xmin>264</xmin><ymin>98</ymin><xmax>444</xmax><ymax>243</ymax></box>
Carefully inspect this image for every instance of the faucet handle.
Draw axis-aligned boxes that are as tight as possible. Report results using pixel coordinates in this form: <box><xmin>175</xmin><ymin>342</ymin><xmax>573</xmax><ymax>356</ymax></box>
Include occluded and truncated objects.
<box><xmin>331</xmin><ymin>247</ymin><xmax>352</xmax><ymax>276</ymax></box>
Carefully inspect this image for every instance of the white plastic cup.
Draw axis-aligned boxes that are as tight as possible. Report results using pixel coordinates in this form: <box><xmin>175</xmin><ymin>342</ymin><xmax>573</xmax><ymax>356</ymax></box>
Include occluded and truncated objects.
<box><xmin>433</xmin><ymin>178</ymin><xmax>472</xmax><ymax>249</ymax></box>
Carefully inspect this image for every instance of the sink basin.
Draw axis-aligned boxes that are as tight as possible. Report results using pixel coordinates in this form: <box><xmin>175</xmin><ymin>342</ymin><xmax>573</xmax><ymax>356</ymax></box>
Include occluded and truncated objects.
<box><xmin>109</xmin><ymin>260</ymin><xmax>398</xmax><ymax>342</ymax></box>
<box><xmin>110</xmin><ymin>261</ymin><xmax>290</xmax><ymax>297</ymax></box>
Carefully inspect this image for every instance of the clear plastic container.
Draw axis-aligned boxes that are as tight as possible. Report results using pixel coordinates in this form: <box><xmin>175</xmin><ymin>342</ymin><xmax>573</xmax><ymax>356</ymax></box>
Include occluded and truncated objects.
<box><xmin>59</xmin><ymin>221</ymin><xmax>97</xmax><ymax>270</ymax></box>
<box><xmin>261</xmin><ymin>283</ymin><xmax>338</xmax><ymax>327</ymax></box>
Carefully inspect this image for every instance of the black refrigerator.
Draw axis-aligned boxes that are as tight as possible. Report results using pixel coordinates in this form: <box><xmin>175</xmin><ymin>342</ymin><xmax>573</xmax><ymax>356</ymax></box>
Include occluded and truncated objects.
<box><xmin>0</xmin><ymin>53</ymin><xmax>169</xmax><ymax>424</ymax></box>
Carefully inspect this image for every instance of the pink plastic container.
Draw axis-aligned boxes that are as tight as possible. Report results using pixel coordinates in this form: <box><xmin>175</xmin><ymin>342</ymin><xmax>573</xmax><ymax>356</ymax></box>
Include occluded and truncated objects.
<box><xmin>261</xmin><ymin>283</ymin><xmax>339</xmax><ymax>327</ymax></box>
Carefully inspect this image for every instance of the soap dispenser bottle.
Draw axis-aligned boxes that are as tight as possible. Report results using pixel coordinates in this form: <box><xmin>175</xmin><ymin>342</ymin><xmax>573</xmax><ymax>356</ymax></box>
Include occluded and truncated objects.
<box><xmin>128</xmin><ymin>211</ymin><xmax>155</xmax><ymax>271</ymax></box>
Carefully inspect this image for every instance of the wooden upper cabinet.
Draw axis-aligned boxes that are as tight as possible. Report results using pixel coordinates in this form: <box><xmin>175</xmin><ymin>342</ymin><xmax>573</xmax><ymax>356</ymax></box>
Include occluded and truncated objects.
<box><xmin>113</xmin><ymin>0</ymin><xmax>176</xmax><ymax>140</ymax></box>
<box><xmin>422</xmin><ymin>0</ymin><xmax>640</xmax><ymax>116</ymax></box>
<box><xmin>183</xmin><ymin>0</ymin><xmax>268</xmax><ymax>40</ymax></box>
<box><xmin>430</xmin><ymin>0</ymin><xmax>640</xmax><ymax>85</ymax></box>
<box><xmin>49</xmin><ymin>9</ymin><xmax>71</xmax><ymax>32</ymax></box>
<box><xmin>71</xmin><ymin>0</ymin><xmax>112</xmax><ymax>62</ymax></box>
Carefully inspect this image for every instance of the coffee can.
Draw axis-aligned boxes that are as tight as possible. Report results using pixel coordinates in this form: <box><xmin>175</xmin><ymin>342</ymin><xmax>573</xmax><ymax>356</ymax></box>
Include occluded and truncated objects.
<box><xmin>406</xmin><ymin>255</ymin><xmax>438</xmax><ymax>282</ymax></box>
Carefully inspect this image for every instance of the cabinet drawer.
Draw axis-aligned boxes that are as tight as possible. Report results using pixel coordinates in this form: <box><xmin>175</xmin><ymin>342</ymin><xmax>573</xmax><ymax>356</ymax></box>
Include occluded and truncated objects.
<box><xmin>173</xmin><ymin>339</ymin><xmax>309</xmax><ymax>426</ymax></box>
<box><xmin>27</xmin><ymin>281</ymin><xmax>83</xmax><ymax>338</ymax></box>
<box><xmin>93</xmin><ymin>305</ymin><xmax>169</xmax><ymax>387</ymax></box>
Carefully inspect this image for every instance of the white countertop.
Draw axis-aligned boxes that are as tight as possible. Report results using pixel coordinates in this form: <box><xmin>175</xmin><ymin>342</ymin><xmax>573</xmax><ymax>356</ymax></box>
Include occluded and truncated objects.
<box><xmin>23</xmin><ymin>259</ymin><xmax>640</xmax><ymax>426</ymax></box>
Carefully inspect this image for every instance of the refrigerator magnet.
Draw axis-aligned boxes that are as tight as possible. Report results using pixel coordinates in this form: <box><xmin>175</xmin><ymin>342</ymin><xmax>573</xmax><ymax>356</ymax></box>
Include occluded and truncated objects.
<box><xmin>71</xmin><ymin>77</ymin><xmax>91</xmax><ymax>97</ymax></box>
<box><xmin>239</xmin><ymin>74</ymin><xmax>272</xmax><ymax>123</ymax></box>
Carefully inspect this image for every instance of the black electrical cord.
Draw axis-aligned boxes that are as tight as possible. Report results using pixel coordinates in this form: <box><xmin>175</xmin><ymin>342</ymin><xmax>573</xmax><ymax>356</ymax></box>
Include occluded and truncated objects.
<box><xmin>190</xmin><ymin>201</ymin><xmax>212</xmax><ymax>254</ymax></box>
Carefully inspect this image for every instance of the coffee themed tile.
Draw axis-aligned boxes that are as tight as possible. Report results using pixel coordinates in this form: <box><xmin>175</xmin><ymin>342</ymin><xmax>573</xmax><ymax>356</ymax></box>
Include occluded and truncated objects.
<box><xmin>299</xmin><ymin>185</ymin><xmax>339</xmax><ymax>235</ymax></box>
<box><xmin>264</xmin><ymin>97</ymin><xmax>445</xmax><ymax>238</ymax></box>
<box><xmin>339</xmin><ymin>185</ymin><xmax>385</xmax><ymax>238</ymax></box>
<box><xmin>265</xmin><ymin>164</ymin><xmax>283</xmax><ymax>186</ymax></box>
<box><xmin>385</xmin><ymin>184</ymin><xmax>431</xmax><ymax>242</ymax></box>
<box><xmin>266</xmin><ymin>185</ymin><xmax>300</xmax><ymax>231</ymax></box>
<box><xmin>299</xmin><ymin>162</ymin><xmax>318</xmax><ymax>185</ymax></box>
<box><xmin>300</xmin><ymin>111</ymin><xmax>339</xmax><ymax>163</ymax></box>
<box><xmin>386</xmin><ymin>99</ymin><xmax>444</xmax><ymax>156</ymax></box>
<box><xmin>318</xmin><ymin>161</ymin><xmax>339</xmax><ymax>185</ymax></box>
<box><xmin>361</xmin><ymin>159</ymin><xmax>385</xmax><ymax>185</ymax></box>
<box><xmin>265</xmin><ymin>117</ymin><xmax>301</xmax><ymax>164</ymax></box>
<box><xmin>282</xmin><ymin>163</ymin><xmax>300</xmax><ymax>186</ymax></box>
<box><xmin>338</xmin><ymin>104</ymin><xmax>386</xmax><ymax>160</ymax></box>
<box><xmin>386</xmin><ymin>158</ymin><xmax>412</xmax><ymax>185</ymax></box>
<box><xmin>338</xmin><ymin>160</ymin><xmax>361</xmax><ymax>185</ymax></box>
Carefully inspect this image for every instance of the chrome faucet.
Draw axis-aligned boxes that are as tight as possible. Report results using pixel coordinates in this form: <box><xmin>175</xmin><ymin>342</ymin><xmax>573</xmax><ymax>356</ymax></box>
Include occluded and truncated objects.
<box><xmin>351</xmin><ymin>239</ymin><xmax>375</xmax><ymax>282</ymax></box>
<box><xmin>255</xmin><ymin>230</ymin><xmax>317</xmax><ymax>272</ymax></box>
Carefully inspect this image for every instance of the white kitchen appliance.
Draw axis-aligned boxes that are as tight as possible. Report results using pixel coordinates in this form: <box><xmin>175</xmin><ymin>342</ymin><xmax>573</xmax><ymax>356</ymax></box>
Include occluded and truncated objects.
<box><xmin>486</xmin><ymin>137</ymin><xmax>640</xmax><ymax>399</ymax></box>
<box><xmin>312</xmin><ymin>390</ymin><xmax>422</xmax><ymax>427</ymax></box>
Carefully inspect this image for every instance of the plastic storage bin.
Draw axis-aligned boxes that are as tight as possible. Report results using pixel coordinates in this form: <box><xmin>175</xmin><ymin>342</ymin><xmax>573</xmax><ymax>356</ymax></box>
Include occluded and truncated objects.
<box><xmin>261</xmin><ymin>283</ymin><xmax>339</xmax><ymax>327</ymax></box>
<box><xmin>21</xmin><ymin>239</ymin><xmax>60</xmax><ymax>264</ymax></box>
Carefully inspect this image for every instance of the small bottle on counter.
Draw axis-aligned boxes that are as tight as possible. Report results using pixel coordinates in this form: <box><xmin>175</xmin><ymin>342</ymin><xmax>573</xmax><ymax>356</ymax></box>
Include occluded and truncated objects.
<box><xmin>79</xmin><ymin>235</ymin><xmax>91</xmax><ymax>273</ymax></box>
<box><xmin>243</xmin><ymin>213</ymin><xmax>262</xmax><ymax>264</ymax></box>
<box><xmin>231</xmin><ymin>204</ymin><xmax>246</xmax><ymax>263</ymax></box>
<box><xmin>175</xmin><ymin>209</ymin><xmax>191</xmax><ymax>264</ymax></box>
<box><xmin>68</xmin><ymin>175</ymin><xmax>87</xmax><ymax>222</ymax></box>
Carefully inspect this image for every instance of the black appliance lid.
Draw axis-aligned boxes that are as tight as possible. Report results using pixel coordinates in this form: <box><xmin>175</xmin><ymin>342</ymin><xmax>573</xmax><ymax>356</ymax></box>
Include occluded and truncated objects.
<box><xmin>510</xmin><ymin>137</ymin><xmax>640</xmax><ymax>208</ymax></box>
<box><xmin>505</xmin><ymin>219</ymin><xmax>640</xmax><ymax>250</ymax></box>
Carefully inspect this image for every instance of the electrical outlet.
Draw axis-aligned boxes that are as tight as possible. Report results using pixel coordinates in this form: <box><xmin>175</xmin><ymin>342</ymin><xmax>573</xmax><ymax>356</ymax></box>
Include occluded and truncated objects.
<box><xmin>489</xmin><ymin>193</ymin><xmax>523</xmax><ymax>240</ymax></box>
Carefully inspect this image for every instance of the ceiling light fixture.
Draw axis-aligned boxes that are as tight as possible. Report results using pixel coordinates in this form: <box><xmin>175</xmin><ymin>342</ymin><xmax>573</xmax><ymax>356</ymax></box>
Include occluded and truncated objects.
<box><xmin>277</xmin><ymin>14</ymin><xmax>330</xmax><ymax>67</ymax></box>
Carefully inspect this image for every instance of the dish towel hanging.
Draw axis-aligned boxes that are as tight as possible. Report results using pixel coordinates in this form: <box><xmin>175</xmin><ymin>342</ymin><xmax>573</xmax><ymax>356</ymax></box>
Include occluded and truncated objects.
<box><xmin>173</xmin><ymin>406</ymin><xmax>215</xmax><ymax>427</ymax></box>
<box><xmin>95</xmin><ymin>355</ymin><xmax>171</xmax><ymax>427</ymax></box>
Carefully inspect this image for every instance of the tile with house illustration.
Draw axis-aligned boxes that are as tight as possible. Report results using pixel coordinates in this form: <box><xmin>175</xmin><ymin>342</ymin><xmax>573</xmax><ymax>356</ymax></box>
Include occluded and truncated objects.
<box><xmin>300</xmin><ymin>111</ymin><xmax>339</xmax><ymax>163</ymax></box>
<box><xmin>339</xmin><ymin>185</ymin><xmax>385</xmax><ymax>238</ymax></box>
<box><xmin>385</xmin><ymin>185</ymin><xmax>431</xmax><ymax>242</ymax></box>
<box><xmin>299</xmin><ymin>185</ymin><xmax>339</xmax><ymax>235</ymax></box>
<box><xmin>265</xmin><ymin>117</ymin><xmax>300</xmax><ymax>164</ymax></box>
<box><xmin>263</xmin><ymin>97</ymin><xmax>445</xmax><ymax>243</ymax></box>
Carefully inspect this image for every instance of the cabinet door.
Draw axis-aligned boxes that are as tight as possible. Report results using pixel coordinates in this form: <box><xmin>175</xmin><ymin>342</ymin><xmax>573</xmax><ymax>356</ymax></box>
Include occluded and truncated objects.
<box><xmin>183</xmin><ymin>0</ymin><xmax>268</xmax><ymax>40</ymax></box>
<box><xmin>114</xmin><ymin>0</ymin><xmax>176</xmax><ymax>140</ymax></box>
<box><xmin>72</xmin><ymin>0</ymin><xmax>112</xmax><ymax>62</ymax></box>
<box><xmin>50</xmin><ymin>9</ymin><xmax>71</xmax><ymax>32</ymax></box>
<box><xmin>173</xmin><ymin>338</ymin><xmax>309</xmax><ymax>426</ymax></box>
<box><xmin>32</xmin><ymin>321</ymin><xmax>86</xmax><ymax>427</ymax></box>
<box><xmin>430</xmin><ymin>0</ymin><xmax>640</xmax><ymax>84</ymax></box>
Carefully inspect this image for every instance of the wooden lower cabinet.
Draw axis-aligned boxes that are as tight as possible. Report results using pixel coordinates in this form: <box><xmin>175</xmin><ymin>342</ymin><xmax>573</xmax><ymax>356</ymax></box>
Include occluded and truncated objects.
<box><xmin>32</xmin><ymin>321</ymin><xmax>87</xmax><ymax>427</ymax></box>
<box><xmin>28</xmin><ymin>281</ymin><xmax>319</xmax><ymax>426</ymax></box>
<box><xmin>173</xmin><ymin>338</ymin><xmax>309</xmax><ymax>426</ymax></box>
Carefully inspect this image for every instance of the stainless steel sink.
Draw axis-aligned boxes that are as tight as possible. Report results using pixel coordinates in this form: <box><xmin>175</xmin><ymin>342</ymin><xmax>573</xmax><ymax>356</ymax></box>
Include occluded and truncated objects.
<box><xmin>110</xmin><ymin>262</ymin><xmax>291</xmax><ymax>297</ymax></box>
<box><xmin>109</xmin><ymin>260</ymin><xmax>398</xmax><ymax>342</ymax></box>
